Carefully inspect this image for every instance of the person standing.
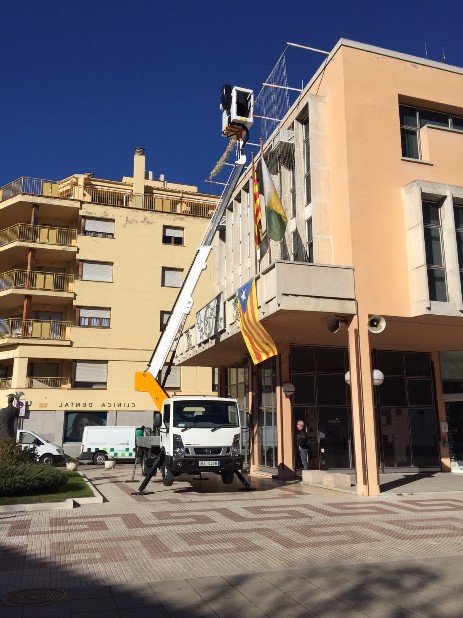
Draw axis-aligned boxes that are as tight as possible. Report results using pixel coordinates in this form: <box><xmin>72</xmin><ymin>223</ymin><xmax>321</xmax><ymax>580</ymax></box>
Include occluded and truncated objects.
<box><xmin>296</xmin><ymin>419</ymin><xmax>309</xmax><ymax>471</ymax></box>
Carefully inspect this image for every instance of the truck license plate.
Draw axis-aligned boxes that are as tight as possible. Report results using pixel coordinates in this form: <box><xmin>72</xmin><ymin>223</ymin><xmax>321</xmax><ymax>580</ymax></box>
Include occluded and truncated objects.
<box><xmin>199</xmin><ymin>460</ymin><xmax>220</xmax><ymax>467</ymax></box>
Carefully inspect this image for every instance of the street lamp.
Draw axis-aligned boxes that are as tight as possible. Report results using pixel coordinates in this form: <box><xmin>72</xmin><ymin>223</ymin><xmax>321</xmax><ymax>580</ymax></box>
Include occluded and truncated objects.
<box><xmin>344</xmin><ymin>370</ymin><xmax>384</xmax><ymax>386</ymax></box>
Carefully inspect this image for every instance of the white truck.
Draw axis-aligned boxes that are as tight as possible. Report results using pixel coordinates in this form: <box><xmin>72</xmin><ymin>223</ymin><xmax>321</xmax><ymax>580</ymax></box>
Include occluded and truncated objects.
<box><xmin>16</xmin><ymin>429</ymin><xmax>65</xmax><ymax>465</ymax></box>
<box><xmin>134</xmin><ymin>87</ymin><xmax>253</xmax><ymax>492</ymax></box>
<box><xmin>80</xmin><ymin>425</ymin><xmax>138</xmax><ymax>465</ymax></box>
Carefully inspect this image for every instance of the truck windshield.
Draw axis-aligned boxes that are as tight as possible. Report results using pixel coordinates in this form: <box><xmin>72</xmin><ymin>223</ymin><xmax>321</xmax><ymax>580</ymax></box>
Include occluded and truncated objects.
<box><xmin>173</xmin><ymin>401</ymin><xmax>239</xmax><ymax>429</ymax></box>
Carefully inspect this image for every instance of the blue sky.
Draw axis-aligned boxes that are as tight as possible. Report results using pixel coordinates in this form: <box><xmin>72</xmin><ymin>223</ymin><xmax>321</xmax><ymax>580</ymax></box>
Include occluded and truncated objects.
<box><xmin>1</xmin><ymin>0</ymin><xmax>462</xmax><ymax>195</ymax></box>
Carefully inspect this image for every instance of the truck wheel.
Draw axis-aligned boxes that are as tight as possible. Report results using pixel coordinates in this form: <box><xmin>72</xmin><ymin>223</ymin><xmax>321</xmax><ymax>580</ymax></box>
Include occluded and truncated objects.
<box><xmin>39</xmin><ymin>453</ymin><xmax>55</xmax><ymax>465</ymax></box>
<box><xmin>93</xmin><ymin>451</ymin><xmax>107</xmax><ymax>465</ymax></box>
<box><xmin>221</xmin><ymin>471</ymin><xmax>234</xmax><ymax>485</ymax></box>
<box><xmin>161</xmin><ymin>465</ymin><xmax>174</xmax><ymax>486</ymax></box>
<box><xmin>141</xmin><ymin>454</ymin><xmax>157</xmax><ymax>477</ymax></box>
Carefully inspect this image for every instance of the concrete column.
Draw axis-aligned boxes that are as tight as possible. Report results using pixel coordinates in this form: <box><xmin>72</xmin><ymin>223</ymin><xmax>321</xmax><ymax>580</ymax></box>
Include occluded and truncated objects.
<box><xmin>11</xmin><ymin>355</ymin><xmax>28</xmax><ymax>390</ymax></box>
<box><xmin>432</xmin><ymin>350</ymin><xmax>451</xmax><ymax>471</ymax></box>
<box><xmin>347</xmin><ymin>311</ymin><xmax>380</xmax><ymax>496</ymax></box>
<box><xmin>278</xmin><ymin>345</ymin><xmax>294</xmax><ymax>479</ymax></box>
<box><xmin>133</xmin><ymin>147</ymin><xmax>146</xmax><ymax>196</ymax></box>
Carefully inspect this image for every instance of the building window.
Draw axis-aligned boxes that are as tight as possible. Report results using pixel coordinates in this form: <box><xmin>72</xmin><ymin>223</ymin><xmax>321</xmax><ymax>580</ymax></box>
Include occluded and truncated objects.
<box><xmin>162</xmin><ymin>226</ymin><xmax>184</xmax><ymax>245</ymax></box>
<box><xmin>77</xmin><ymin>307</ymin><xmax>110</xmax><ymax>328</ymax></box>
<box><xmin>422</xmin><ymin>200</ymin><xmax>447</xmax><ymax>302</ymax></box>
<box><xmin>290</xmin><ymin>167</ymin><xmax>297</xmax><ymax>218</ymax></box>
<box><xmin>162</xmin><ymin>267</ymin><xmax>183</xmax><ymax>288</ymax></box>
<box><xmin>212</xmin><ymin>367</ymin><xmax>219</xmax><ymax>392</ymax></box>
<box><xmin>302</xmin><ymin>116</ymin><xmax>311</xmax><ymax>205</ymax></box>
<box><xmin>74</xmin><ymin>361</ymin><xmax>108</xmax><ymax>388</ymax></box>
<box><xmin>79</xmin><ymin>261</ymin><xmax>113</xmax><ymax>282</ymax></box>
<box><xmin>306</xmin><ymin>217</ymin><xmax>313</xmax><ymax>263</ymax></box>
<box><xmin>82</xmin><ymin>218</ymin><xmax>115</xmax><ymax>238</ymax></box>
<box><xmin>160</xmin><ymin>365</ymin><xmax>181</xmax><ymax>389</ymax></box>
<box><xmin>160</xmin><ymin>311</ymin><xmax>171</xmax><ymax>331</ymax></box>
<box><xmin>454</xmin><ymin>205</ymin><xmax>463</xmax><ymax>293</ymax></box>
<box><xmin>63</xmin><ymin>411</ymin><xmax>107</xmax><ymax>442</ymax></box>
<box><xmin>400</xmin><ymin>104</ymin><xmax>463</xmax><ymax>159</ymax></box>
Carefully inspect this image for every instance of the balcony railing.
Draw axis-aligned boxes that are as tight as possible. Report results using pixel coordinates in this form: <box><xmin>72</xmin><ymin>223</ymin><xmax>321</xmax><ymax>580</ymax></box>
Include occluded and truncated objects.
<box><xmin>0</xmin><ymin>224</ymin><xmax>77</xmax><ymax>247</ymax></box>
<box><xmin>0</xmin><ymin>319</ymin><xmax>72</xmax><ymax>341</ymax></box>
<box><xmin>0</xmin><ymin>270</ymin><xmax>74</xmax><ymax>292</ymax></box>
<box><xmin>26</xmin><ymin>376</ymin><xmax>71</xmax><ymax>389</ymax></box>
<box><xmin>1</xmin><ymin>176</ymin><xmax>217</xmax><ymax>218</ymax></box>
<box><xmin>0</xmin><ymin>378</ymin><xmax>12</xmax><ymax>389</ymax></box>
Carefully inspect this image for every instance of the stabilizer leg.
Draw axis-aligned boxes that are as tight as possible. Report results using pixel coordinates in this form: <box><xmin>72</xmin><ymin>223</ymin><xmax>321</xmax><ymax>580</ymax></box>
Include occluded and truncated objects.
<box><xmin>132</xmin><ymin>450</ymin><xmax>165</xmax><ymax>495</ymax></box>
<box><xmin>234</xmin><ymin>470</ymin><xmax>254</xmax><ymax>491</ymax></box>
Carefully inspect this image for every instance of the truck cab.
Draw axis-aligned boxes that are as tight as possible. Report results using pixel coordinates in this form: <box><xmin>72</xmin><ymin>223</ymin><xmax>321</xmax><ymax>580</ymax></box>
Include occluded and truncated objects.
<box><xmin>16</xmin><ymin>429</ymin><xmax>65</xmax><ymax>465</ymax></box>
<box><xmin>159</xmin><ymin>396</ymin><xmax>243</xmax><ymax>485</ymax></box>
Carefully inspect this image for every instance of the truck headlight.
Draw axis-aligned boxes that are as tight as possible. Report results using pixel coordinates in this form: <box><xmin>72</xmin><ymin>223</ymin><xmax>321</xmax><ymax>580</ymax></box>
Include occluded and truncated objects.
<box><xmin>173</xmin><ymin>434</ymin><xmax>185</xmax><ymax>458</ymax></box>
<box><xmin>231</xmin><ymin>433</ymin><xmax>240</xmax><ymax>456</ymax></box>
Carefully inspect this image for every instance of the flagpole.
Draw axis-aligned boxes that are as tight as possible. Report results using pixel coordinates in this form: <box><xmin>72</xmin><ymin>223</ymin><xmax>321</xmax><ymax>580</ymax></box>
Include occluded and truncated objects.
<box><xmin>260</xmin><ymin>138</ymin><xmax>272</xmax><ymax>264</ymax></box>
<box><xmin>252</xmin><ymin>153</ymin><xmax>258</xmax><ymax>276</ymax></box>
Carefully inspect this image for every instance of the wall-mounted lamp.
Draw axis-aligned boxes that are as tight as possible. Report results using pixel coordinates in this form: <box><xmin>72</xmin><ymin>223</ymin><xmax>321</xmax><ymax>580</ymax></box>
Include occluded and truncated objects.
<box><xmin>326</xmin><ymin>316</ymin><xmax>348</xmax><ymax>333</ymax></box>
<box><xmin>345</xmin><ymin>370</ymin><xmax>384</xmax><ymax>386</ymax></box>
<box><xmin>282</xmin><ymin>382</ymin><xmax>296</xmax><ymax>397</ymax></box>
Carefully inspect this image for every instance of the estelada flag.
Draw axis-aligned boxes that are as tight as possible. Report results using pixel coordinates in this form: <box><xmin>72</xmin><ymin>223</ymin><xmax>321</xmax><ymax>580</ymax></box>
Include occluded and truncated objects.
<box><xmin>252</xmin><ymin>158</ymin><xmax>264</xmax><ymax>247</ymax></box>
<box><xmin>237</xmin><ymin>278</ymin><xmax>277</xmax><ymax>364</ymax></box>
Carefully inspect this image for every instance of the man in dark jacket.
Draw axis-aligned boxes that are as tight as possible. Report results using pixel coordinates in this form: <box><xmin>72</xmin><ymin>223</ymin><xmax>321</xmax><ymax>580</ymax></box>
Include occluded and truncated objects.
<box><xmin>296</xmin><ymin>419</ymin><xmax>309</xmax><ymax>471</ymax></box>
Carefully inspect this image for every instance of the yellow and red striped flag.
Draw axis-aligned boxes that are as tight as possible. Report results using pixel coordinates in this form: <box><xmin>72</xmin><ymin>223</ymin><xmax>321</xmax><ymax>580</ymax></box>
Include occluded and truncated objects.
<box><xmin>237</xmin><ymin>278</ymin><xmax>277</xmax><ymax>365</ymax></box>
<box><xmin>252</xmin><ymin>158</ymin><xmax>264</xmax><ymax>247</ymax></box>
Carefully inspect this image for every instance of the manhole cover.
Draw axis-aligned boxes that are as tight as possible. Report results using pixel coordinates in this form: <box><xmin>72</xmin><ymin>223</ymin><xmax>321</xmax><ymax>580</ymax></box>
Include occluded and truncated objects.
<box><xmin>2</xmin><ymin>588</ymin><xmax>66</xmax><ymax>606</ymax></box>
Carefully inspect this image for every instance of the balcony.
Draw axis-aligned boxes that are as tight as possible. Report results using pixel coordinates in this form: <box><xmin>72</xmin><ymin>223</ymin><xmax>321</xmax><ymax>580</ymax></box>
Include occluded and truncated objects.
<box><xmin>0</xmin><ymin>224</ymin><xmax>77</xmax><ymax>247</ymax></box>
<box><xmin>0</xmin><ymin>270</ymin><xmax>74</xmax><ymax>292</ymax></box>
<box><xmin>0</xmin><ymin>177</ymin><xmax>217</xmax><ymax>219</ymax></box>
<box><xmin>176</xmin><ymin>261</ymin><xmax>357</xmax><ymax>367</ymax></box>
<box><xmin>0</xmin><ymin>319</ymin><xmax>72</xmax><ymax>343</ymax></box>
<box><xmin>26</xmin><ymin>376</ymin><xmax>71</xmax><ymax>389</ymax></box>
<box><xmin>0</xmin><ymin>378</ymin><xmax>12</xmax><ymax>389</ymax></box>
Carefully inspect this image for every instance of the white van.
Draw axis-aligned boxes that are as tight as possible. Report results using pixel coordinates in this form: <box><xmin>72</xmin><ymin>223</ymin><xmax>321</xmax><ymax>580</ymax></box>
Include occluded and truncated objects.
<box><xmin>16</xmin><ymin>429</ymin><xmax>65</xmax><ymax>465</ymax></box>
<box><xmin>80</xmin><ymin>426</ymin><xmax>137</xmax><ymax>465</ymax></box>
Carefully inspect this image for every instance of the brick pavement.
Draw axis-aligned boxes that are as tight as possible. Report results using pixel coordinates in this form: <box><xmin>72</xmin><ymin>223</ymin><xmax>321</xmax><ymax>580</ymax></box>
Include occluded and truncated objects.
<box><xmin>1</xmin><ymin>467</ymin><xmax>463</xmax><ymax>616</ymax></box>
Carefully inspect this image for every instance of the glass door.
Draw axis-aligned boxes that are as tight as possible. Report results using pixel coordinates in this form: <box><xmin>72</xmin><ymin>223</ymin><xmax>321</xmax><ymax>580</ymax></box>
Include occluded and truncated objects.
<box><xmin>257</xmin><ymin>359</ymin><xmax>277</xmax><ymax>470</ymax></box>
<box><xmin>446</xmin><ymin>401</ymin><xmax>463</xmax><ymax>471</ymax></box>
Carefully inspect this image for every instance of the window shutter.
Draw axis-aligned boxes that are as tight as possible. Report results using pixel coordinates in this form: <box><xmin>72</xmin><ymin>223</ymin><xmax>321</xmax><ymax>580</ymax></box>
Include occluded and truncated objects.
<box><xmin>82</xmin><ymin>262</ymin><xmax>113</xmax><ymax>282</ymax></box>
<box><xmin>163</xmin><ymin>268</ymin><xmax>182</xmax><ymax>287</ymax></box>
<box><xmin>75</xmin><ymin>361</ymin><xmax>108</xmax><ymax>383</ymax></box>
<box><xmin>80</xmin><ymin>308</ymin><xmax>110</xmax><ymax>319</ymax></box>
<box><xmin>164</xmin><ymin>227</ymin><xmax>183</xmax><ymax>238</ymax></box>
<box><xmin>84</xmin><ymin>218</ymin><xmax>115</xmax><ymax>234</ymax></box>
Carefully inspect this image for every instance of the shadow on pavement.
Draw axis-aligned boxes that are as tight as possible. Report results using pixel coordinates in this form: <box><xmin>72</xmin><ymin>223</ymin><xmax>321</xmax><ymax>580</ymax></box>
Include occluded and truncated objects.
<box><xmin>380</xmin><ymin>473</ymin><xmax>436</xmax><ymax>493</ymax></box>
<box><xmin>0</xmin><ymin>522</ymin><xmax>462</xmax><ymax>617</ymax></box>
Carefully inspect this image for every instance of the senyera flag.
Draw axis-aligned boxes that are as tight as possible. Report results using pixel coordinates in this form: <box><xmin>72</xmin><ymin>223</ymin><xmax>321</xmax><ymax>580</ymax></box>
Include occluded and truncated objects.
<box><xmin>252</xmin><ymin>158</ymin><xmax>264</xmax><ymax>247</ymax></box>
<box><xmin>237</xmin><ymin>278</ymin><xmax>277</xmax><ymax>364</ymax></box>
<box><xmin>261</xmin><ymin>157</ymin><xmax>287</xmax><ymax>242</ymax></box>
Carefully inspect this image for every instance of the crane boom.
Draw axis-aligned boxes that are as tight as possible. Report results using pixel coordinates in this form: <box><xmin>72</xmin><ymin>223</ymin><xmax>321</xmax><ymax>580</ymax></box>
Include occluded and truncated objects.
<box><xmin>135</xmin><ymin>150</ymin><xmax>247</xmax><ymax>407</ymax></box>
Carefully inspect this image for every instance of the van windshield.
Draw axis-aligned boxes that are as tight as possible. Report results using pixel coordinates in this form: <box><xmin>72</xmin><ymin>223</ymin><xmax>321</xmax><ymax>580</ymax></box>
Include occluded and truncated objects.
<box><xmin>173</xmin><ymin>401</ymin><xmax>239</xmax><ymax>429</ymax></box>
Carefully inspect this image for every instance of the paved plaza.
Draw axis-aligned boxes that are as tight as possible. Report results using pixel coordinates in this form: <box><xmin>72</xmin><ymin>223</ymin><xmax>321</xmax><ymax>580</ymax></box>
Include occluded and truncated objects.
<box><xmin>1</xmin><ymin>466</ymin><xmax>463</xmax><ymax>617</ymax></box>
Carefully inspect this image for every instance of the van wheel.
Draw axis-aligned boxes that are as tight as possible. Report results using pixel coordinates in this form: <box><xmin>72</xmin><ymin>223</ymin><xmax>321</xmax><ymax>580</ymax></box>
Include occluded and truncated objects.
<box><xmin>161</xmin><ymin>465</ymin><xmax>174</xmax><ymax>486</ymax></box>
<box><xmin>221</xmin><ymin>471</ymin><xmax>234</xmax><ymax>485</ymax></box>
<box><xmin>39</xmin><ymin>453</ymin><xmax>55</xmax><ymax>465</ymax></box>
<box><xmin>93</xmin><ymin>451</ymin><xmax>107</xmax><ymax>465</ymax></box>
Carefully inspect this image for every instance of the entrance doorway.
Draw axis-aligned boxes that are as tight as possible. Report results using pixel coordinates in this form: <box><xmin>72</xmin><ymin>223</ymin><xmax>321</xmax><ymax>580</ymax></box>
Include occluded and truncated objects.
<box><xmin>445</xmin><ymin>401</ymin><xmax>463</xmax><ymax>472</ymax></box>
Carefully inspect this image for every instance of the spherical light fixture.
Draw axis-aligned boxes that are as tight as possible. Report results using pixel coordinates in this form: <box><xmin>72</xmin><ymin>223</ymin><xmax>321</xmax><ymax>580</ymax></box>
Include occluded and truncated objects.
<box><xmin>372</xmin><ymin>369</ymin><xmax>385</xmax><ymax>386</ymax></box>
<box><xmin>282</xmin><ymin>382</ymin><xmax>296</xmax><ymax>397</ymax></box>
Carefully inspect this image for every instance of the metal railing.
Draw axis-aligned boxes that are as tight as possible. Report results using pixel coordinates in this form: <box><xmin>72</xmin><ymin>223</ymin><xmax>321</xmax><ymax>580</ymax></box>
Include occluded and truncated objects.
<box><xmin>0</xmin><ymin>270</ymin><xmax>74</xmax><ymax>292</ymax></box>
<box><xmin>1</xmin><ymin>176</ymin><xmax>218</xmax><ymax>218</ymax></box>
<box><xmin>0</xmin><ymin>224</ymin><xmax>77</xmax><ymax>247</ymax></box>
<box><xmin>26</xmin><ymin>376</ymin><xmax>71</xmax><ymax>389</ymax></box>
<box><xmin>0</xmin><ymin>319</ymin><xmax>72</xmax><ymax>340</ymax></box>
<box><xmin>0</xmin><ymin>378</ymin><xmax>12</xmax><ymax>389</ymax></box>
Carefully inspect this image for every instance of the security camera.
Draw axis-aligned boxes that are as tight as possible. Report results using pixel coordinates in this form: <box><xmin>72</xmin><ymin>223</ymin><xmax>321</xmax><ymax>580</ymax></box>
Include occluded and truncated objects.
<box><xmin>326</xmin><ymin>316</ymin><xmax>347</xmax><ymax>334</ymax></box>
<box><xmin>239</xmin><ymin>355</ymin><xmax>250</xmax><ymax>367</ymax></box>
<box><xmin>368</xmin><ymin>315</ymin><xmax>386</xmax><ymax>334</ymax></box>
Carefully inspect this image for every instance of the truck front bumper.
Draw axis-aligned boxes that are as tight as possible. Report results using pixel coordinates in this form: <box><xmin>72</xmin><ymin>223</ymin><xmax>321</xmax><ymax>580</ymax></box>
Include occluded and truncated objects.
<box><xmin>166</xmin><ymin>455</ymin><xmax>244</xmax><ymax>473</ymax></box>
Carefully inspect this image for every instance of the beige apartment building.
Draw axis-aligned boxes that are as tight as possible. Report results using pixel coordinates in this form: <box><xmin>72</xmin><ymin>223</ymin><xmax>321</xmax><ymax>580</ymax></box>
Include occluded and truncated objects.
<box><xmin>176</xmin><ymin>39</ymin><xmax>463</xmax><ymax>495</ymax></box>
<box><xmin>0</xmin><ymin>148</ymin><xmax>216</xmax><ymax>457</ymax></box>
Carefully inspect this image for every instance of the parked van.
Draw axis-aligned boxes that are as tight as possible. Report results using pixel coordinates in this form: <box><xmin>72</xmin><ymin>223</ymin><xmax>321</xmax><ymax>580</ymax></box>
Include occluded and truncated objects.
<box><xmin>81</xmin><ymin>426</ymin><xmax>137</xmax><ymax>465</ymax></box>
<box><xmin>16</xmin><ymin>429</ymin><xmax>65</xmax><ymax>465</ymax></box>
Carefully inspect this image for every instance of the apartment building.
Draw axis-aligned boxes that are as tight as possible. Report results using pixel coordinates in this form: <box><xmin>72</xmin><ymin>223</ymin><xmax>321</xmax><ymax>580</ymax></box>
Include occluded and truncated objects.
<box><xmin>176</xmin><ymin>39</ymin><xmax>463</xmax><ymax>495</ymax></box>
<box><xmin>0</xmin><ymin>148</ymin><xmax>216</xmax><ymax>457</ymax></box>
